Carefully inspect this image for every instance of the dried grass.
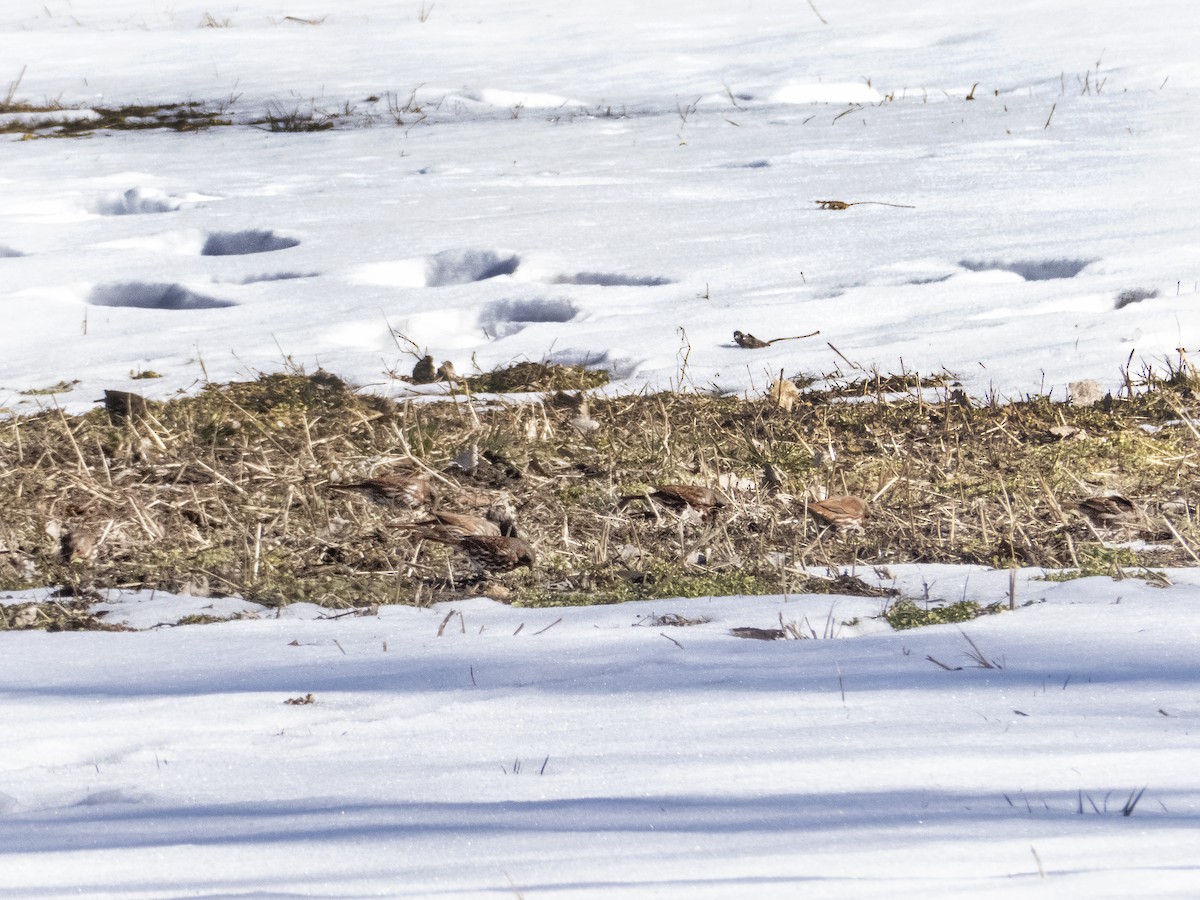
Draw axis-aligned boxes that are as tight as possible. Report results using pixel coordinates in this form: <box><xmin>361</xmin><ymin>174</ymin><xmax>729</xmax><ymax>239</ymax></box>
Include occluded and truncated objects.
<box><xmin>1</xmin><ymin>357</ymin><xmax>1197</xmax><ymax>618</ymax></box>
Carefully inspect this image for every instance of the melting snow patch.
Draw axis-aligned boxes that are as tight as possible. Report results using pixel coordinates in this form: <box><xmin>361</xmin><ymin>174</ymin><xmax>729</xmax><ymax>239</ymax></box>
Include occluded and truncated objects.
<box><xmin>88</xmin><ymin>282</ymin><xmax>236</xmax><ymax>310</ymax></box>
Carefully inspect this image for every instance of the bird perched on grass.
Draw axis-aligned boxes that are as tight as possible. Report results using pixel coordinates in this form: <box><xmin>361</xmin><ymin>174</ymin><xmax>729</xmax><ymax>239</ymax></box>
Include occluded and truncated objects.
<box><xmin>411</xmin><ymin>355</ymin><xmax>437</xmax><ymax>385</ymax></box>
<box><xmin>1078</xmin><ymin>494</ymin><xmax>1142</xmax><ymax>529</ymax></box>
<box><xmin>330</xmin><ymin>472</ymin><xmax>437</xmax><ymax>510</ymax></box>
<box><xmin>620</xmin><ymin>483</ymin><xmax>727</xmax><ymax>523</ymax></box>
<box><xmin>394</xmin><ymin>504</ymin><xmax>517</xmax><ymax>541</ymax></box>
<box><xmin>806</xmin><ymin>494</ymin><xmax>869</xmax><ymax>531</ymax></box>
<box><xmin>416</xmin><ymin>531</ymin><xmax>537</xmax><ymax>573</ymax></box>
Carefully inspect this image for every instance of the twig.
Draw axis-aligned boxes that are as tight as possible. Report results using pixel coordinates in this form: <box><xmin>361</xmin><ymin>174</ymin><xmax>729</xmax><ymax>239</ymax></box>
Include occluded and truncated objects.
<box><xmin>4</xmin><ymin>64</ymin><xmax>26</xmax><ymax>107</ymax></box>
<box><xmin>805</xmin><ymin>0</ymin><xmax>828</xmax><ymax>24</ymax></box>
<box><xmin>926</xmin><ymin>655</ymin><xmax>961</xmax><ymax>670</ymax></box>
<box><xmin>660</xmin><ymin>632</ymin><xmax>683</xmax><ymax>649</ymax></box>
<box><xmin>767</xmin><ymin>330</ymin><xmax>820</xmax><ymax>344</ymax></box>
<box><xmin>827</xmin><ymin>342</ymin><xmax>865</xmax><ymax>371</ymax></box>
<box><xmin>1162</xmin><ymin>516</ymin><xmax>1200</xmax><ymax>565</ymax></box>
<box><xmin>533</xmin><ymin>617</ymin><xmax>562</xmax><ymax>635</ymax></box>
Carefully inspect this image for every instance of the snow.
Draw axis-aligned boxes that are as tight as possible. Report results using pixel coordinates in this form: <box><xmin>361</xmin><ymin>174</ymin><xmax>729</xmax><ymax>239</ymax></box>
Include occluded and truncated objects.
<box><xmin>2</xmin><ymin>1</ymin><xmax>1199</xmax><ymax>896</ymax></box>
<box><xmin>3</xmin><ymin>569</ymin><xmax>1200</xmax><ymax>897</ymax></box>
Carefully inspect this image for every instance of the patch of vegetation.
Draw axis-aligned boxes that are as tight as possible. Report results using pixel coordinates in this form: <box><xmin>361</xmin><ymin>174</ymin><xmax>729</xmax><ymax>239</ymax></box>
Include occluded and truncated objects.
<box><xmin>1</xmin><ymin>597</ymin><xmax>131</xmax><ymax>632</ymax></box>
<box><xmin>1</xmin><ymin>351</ymin><xmax>1199</xmax><ymax>618</ymax></box>
<box><xmin>462</xmin><ymin>361</ymin><xmax>610</xmax><ymax>394</ymax></box>
<box><xmin>20</xmin><ymin>380</ymin><xmax>79</xmax><ymax>396</ymax></box>
<box><xmin>1</xmin><ymin>101</ymin><xmax>234</xmax><ymax>138</ymax></box>
<box><xmin>1038</xmin><ymin>545</ymin><xmax>1152</xmax><ymax>582</ymax></box>
<box><xmin>251</xmin><ymin>99</ymin><xmax>338</xmax><ymax>132</ymax></box>
<box><xmin>174</xmin><ymin>613</ymin><xmax>229</xmax><ymax>626</ymax></box>
<box><xmin>884</xmin><ymin>598</ymin><xmax>1001</xmax><ymax>630</ymax></box>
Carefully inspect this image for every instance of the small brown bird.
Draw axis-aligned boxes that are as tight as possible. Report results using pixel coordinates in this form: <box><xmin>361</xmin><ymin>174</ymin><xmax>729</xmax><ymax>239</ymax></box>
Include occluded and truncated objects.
<box><xmin>331</xmin><ymin>473</ymin><xmax>437</xmax><ymax>509</ymax></box>
<box><xmin>417</xmin><ymin>532</ymin><xmax>536</xmax><ymax>572</ymax></box>
<box><xmin>59</xmin><ymin>526</ymin><xmax>99</xmax><ymax>565</ymax></box>
<box><xmin>733</xmin><ymin>330</ymin><xmax>771</xmax><ymax>349</ymax></box>
<box><xmin>1078</xmin><ymin>494</ymin><xmax>1142</xmax><ymax>528</ymax></box>
<box><xmin>621</xmin><ymin>483</ymin><xmax>727</xmax><ymax>523</ymax></box>
<box><xmin>412</xmin><ymin>355</ymin><xmax>437</xmax><ymax>385</ymax></box>
<box><xmin>395</xmin><ymin>509</ymin><xmax>509</xmax><ymax>541</ymax></box>
<box><xmin>806</xmin><ymin>494</ymin><xmax>870</xmax><ymax>531</ymax></box>
<box><xmin>102</xmin><ymin>389</ymin><xmax>149</xmax><ymax>426</ymax></box>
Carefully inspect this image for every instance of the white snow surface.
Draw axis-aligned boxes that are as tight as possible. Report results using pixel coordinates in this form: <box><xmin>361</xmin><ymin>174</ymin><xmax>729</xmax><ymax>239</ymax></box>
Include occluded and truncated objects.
<box><xmin>3</xmin><ymin>568</ymin><xmax>1200</xmax><ymax>897</ymax></box>
<box><xmin>2</xmin><ymin>0</ymin><xmax>1199</xmax><ymax>412</ymax></box>
<box><xmin>2</xmin><ymin>2</ymin><xmax>1200</xmax><ymax>896</ymax></box>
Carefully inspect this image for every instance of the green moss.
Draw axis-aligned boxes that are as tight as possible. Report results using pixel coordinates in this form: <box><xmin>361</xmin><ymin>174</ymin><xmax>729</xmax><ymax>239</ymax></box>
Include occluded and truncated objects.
<box><xmin>884</xmin><ymin>598</ymin><xmax>998</xmax><ymax>631</ymax></box>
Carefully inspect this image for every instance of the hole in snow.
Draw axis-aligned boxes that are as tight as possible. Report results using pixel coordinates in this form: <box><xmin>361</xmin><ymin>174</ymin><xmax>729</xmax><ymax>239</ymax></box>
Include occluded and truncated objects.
<box><xmin>88</xmin><ymin>282</ymin><xmax>236</xmax><ymax>310</ymax></box>
<box><xmin>1114</xmin><ymin>287</ymin><xmax>1158</xmax><ymax>310</ymax></box>
<box><xmin>959</xmin><ymin>258</ymin><xmax>1093</xmax><ymax>281</ymax></box>
<box><xmin>425</xmin><ymin>248</ymin><xmax>521</xmax><ymax>286</ymax></box>
<box><xmin>550</xmin><ymin>271</ymin><xmax>673</xmax><ymax>287</ymax></box>
<box><xmin>94</xmin><ymin>187</ymin><xmax>181</xmax><ymax>216</ymax></box>
<box><xmin>237</xmin><ymin>271</ymin><xmax>319</xmax><ymax>284</ymax></box>
<box><xmin>479</xmin><ymin>297</ymin><xmax>579</xmax><ymax>339</ymax></box>
<box><xmin>201</xmin><ymin>230</ymin><xmax>299</xmax><ymax>256</ymax></box>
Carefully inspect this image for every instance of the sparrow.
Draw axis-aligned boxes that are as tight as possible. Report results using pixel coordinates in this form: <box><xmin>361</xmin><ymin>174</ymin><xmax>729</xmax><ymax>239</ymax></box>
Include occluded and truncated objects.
<box><xmin>101</xmin><ymin>389</ymin><xmax>149</xmax><ymax>426</ymax></box>
<box><xmin>395</xmin><ymin>506</ymin><xmax>515</xmax><ymax>541</ymax></box>
<box><xmin>1078</xmin><ymin>494</ymin><xmax>1142</xmax><ymax>528</ymax></box>
<box><xmin>806</xmin><ymin>494</ymin><xmax>869</xmax><ymax>531</ymax></box>
<box><xmin>733</xmin><ymin>330</ymin><xmax>771</xmax><ymax>349</ymax></box>
<box><xmin>621</xmin><ymin>483</ymin><xmax>727</xmax><ymax>523</ymax></box>
<box><xmin>411</xmin><ymin>355</ymin><xmax>437</xmax><ymax>385</ymax></box>
<box><xmin>330</xmin><ymin>473</ymin><xmax>437</xmax><ymax>509</ymax></box>
<box><xmin>416</xmin><ymin>532</ymin><xmax>537</xmax><ymax>572</ymax></box>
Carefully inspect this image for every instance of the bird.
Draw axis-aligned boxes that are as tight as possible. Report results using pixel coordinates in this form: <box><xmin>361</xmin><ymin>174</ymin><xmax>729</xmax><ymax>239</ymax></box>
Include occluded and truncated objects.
<box><xmin>1078</xmin><ymin>494</ymin><xmax>1142</xmax><ymax>528</ymax></box>
<box><xmin>101</xmin><ymin>389</ymin><xmax>149</xmax><ymax>426</ymax></box>
<box><xmin>621</xmin><ymin>483</ymin><xmax>727</xmax><ymax>523</ymax></box>
<box><xmin>330</xmin><ymin>473</ymin><xmax>437</xmax><ymax>509</ymax></box>
<box><xmin>415</xmin><ymin>532</ymin><xmax>536</xmax><ymax>572</ymax></box>
<box><xmin>58</xmin><ymin>526</ymin><xmax>99</xmax><ymax>565</ymax></box>
<box><xmin>733</xmin><ymin>330</ymin><xmax>771</xmax><ymax>349</ymax></box>
<box><xmin>436</xmin><ymin>360</ymin><xmax>458</xmax><ymax>382</ymax></box>
<box><xmin>411</xmin><ymin>355</ymin><xmax>437</xmax><ymax>385</ymax></box>
<box><xmin>806</xmin><ymin>494</ymin><xmax>869</xmax><ymax>531</ymax></box>
<box><xmin>394</xmin><ymin>505</ymin><xmax>516</xmax><ymax>541</ymax></box>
